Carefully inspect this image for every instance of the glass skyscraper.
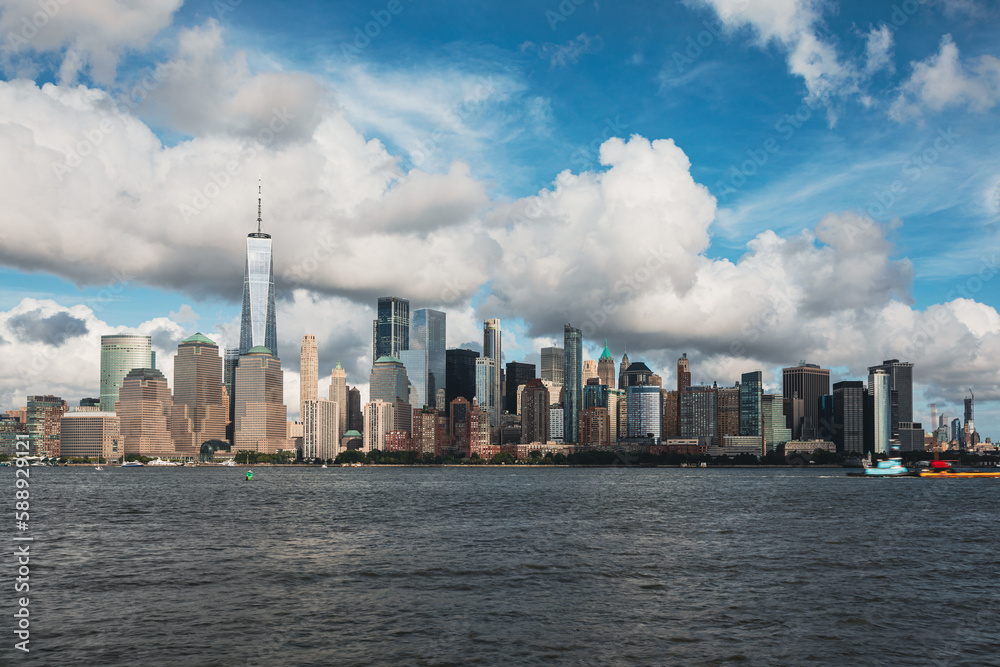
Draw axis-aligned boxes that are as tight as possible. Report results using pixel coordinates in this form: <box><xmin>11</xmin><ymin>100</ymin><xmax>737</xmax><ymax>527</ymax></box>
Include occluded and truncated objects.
<box><xmin>563</xmin><ymin>324</ymin><xmax>582</xmax><ymax>443</ymax></box>
<box><xmin>374</xmin><ymin>297</ymin><xmax>409</xmax><ymax>361</ymax></box>
<box><xmin>739</xmin><ymin>370</ymin><xmax>762</xmax><ymax>436</ymax></box>
<box><xmin>410</xmin><ymin>309</ymin><xmax>446</xmax><ymax>408</ymax></box>
<box><xmin>626</xmin><ymin>385</ymin><xmax>661</xmax><ymax>439</ymax></box>
<box><xmin>100</xmin><ymin>334</ymin><xmax>153</xmax><ymax>412</ymax></box>
<box><xmin>239</xmin><ymin>186</ymin><xmax>277</xmax><ymax>358</ymax></box>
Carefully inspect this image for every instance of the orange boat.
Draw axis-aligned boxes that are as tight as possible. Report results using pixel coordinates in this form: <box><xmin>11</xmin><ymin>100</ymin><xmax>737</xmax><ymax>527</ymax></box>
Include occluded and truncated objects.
<box><xmin>917</xmin><ymin>460</ymin><xmax>1000</xmax><ymax>478</ymax></box>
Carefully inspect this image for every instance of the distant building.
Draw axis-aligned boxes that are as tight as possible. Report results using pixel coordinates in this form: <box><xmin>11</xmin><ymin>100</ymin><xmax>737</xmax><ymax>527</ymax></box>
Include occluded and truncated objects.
<box><xmin>540</xmin><ymin>347</ymin><xmax>564</xmax><ymax>387</ymax></box>
<box><xmin>505</xmin><ymin>361</ymin><xmax>536</xmax><ymax>414</ymax></box>
<box><xmin>116</xmin><ymin>369</ymin><xmax>175</xmax><ymax>459</ymax></box>
<box><xmin>898</xmin><ymin>421</ymin><xmax>924</xmax><ymax>452</ymax></box>
<box><xmin>483</xmin><ymin>319</ymin><xmax>502</xmax><ymax>424</ymax></box>
<box><xmin>661</xmin><ymin>389</ymin><xmax>679</xmax><ymax>439</ymax></box>
<box><xmin>26</xmin><ymin>394</ymin><xmax>68</xmax><ymax>457</ymax></box>
<box><xmin>362</xmin><ymin>400</ymin><xmax>395</xmax><ymax>453</ymax></box>
<box><xmin>621</xmin><ymin>361</ymin><xmax>653</xmax><ymax>389</ymax></box>
<box><xmin>762</xmin><ymin>394</ymin><xmax>791</xmax><ymax>455</ymax></box>
<box><xmin>348</xmin><ymin>387</ymin><xmax>363</xmax><ymax>433</ymax></box>
<box><xmin>740</xmin><ymin>371</ymin><xmax>762</xmax><ymax>436</ymax></box>
<box><xmin>475</xmin><ymin>357</ymin><xmax>498</xmax><ymax>427</ymax></box>
<box><xmin>782</xmin><ymin>362</ymin><xmax>830</xmax><ymax>440</ymax></box>
<box><xmin>868</xmin><ymin>369</ymin><xmax>891</xmax><ymax>455</ymax></box>
<box><xmin>450</xmin><ymin>397</ymin><xmax>472</xmax><ymax>455</ymax></box>
<box><xmin>832</xmin><ymin>381</ymin><xmax>866</xmax><ymax>454</ymax></box>
<box><xmin>370</xmin><ymin>356</ymin><xmax>411</xmax><ymax>407</ymax></box>
<box><xmin>60</xmin><ymin>412</ymin><xmax>120</xmax><ymax>462</ymax></box>
<box><xmin>239</xmin><ymin>186</ymin><xmax>278</xmax><ymax>357</ymax></box>
<box><xmin>681</xmin><ymin>385</ymin><xmax>716</xmax><ymax>448</ymax></box>
<box><xmin>563</xmin><ymin>325</ymin><xmax>583</xmax><ymax>443</ymax></box>
<box><xmin>676</xmin><ymin>353</ymin><xmax>691</xmax><ymax>394</ymax></box>
<box><xmin>302</xmin><ymin>399</ymin><xmax>338</xmax><ymax>461</ymax></box>
<box><xmin>469</xmin><ymin>403</ymin><xmax>491</xmax><ymax>457</ymax></box>
<box><xmin>581</xmin><ymin>407</ymin><xmax>610</xmax><ymax>447</ymax></box>
<box><xmin>716</xmin><ymin>384</ymin><xmax>740</xmax><ymax>440</ymax></box>
<box><xmin>583</xmin><ymin>359</ymin><xmax>598</xmax><ymax>384</ymax></box>
<box><xmin>550</xmin><ymin>405</ymin><xmax>564</xmax><ymax>443</ymax></box>
<box><xmin>100</xmin><ymin>334</ymin><xmax>153</xmax><ymax>412</ymax></box>
<box><xmin>627</xmin><ymin>385</ymin><xmax>662</xmax><ymax>440</ymax></box>
<box><xmin>597</xmin><ymin>340</ymin><xmax>616</xmax><ymax>388</ymax></box>
<box><xmin>618</xmin><ymin>351</ymin><xmax>631</xmax><ymax>391</ymax></box>
<box><xmin>521</xmin><ymin>379</ymin><xmax>550</xmax><ymax>444</ymax></box>
<box><xmin>410</xmin><ymin>308</ymin><xmax>446</xmax><ymax>410</ymax></box>
<box><xmin>299</xmin><ymin>335</ymin><xmax>318</xmax><ymax>419</ymax></box>
<box><xmin>867</xmin><ymin>359</ymin><xmax>913</xmax><ymax>437</ymax></box>
<box><xmin>446</xmin><ymin>349</ymin><xmax>479</xmax><ymax>415</ymax></box>
<box><xmin>608</xmin><ymin>388</ymin><xmax>624</xmax><ymax>444</ymax></box>
<box><xmin>373</xmin><ymin>296</ymin><xmax>409</xmax><ymax>361</ymax></box>
<box><xmin>329</xmin><ymin>361</ymin><xmax>348</xmax><ymax>444</ymax></box>
<box><xmin>172</xmin><ymin>333</ymin><xmax>228</xmax><ymax>458</ymax></box>
<box><xmin>234</xmin><ymin>347</ymin><xmax>287</xmax><ymax>454</ymax></box>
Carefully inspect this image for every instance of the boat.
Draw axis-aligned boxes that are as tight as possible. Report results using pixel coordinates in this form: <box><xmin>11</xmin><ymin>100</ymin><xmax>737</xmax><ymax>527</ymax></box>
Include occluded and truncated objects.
<box><xmin>147</xmin><ymin>458</ymin><xmax>180</xmax><ymax>466</ymax></box>
<box><xmin>321</xmin><ymin>464</ymin><xmax>328</xmax><ymax>468</ymax></box>
<box><xmin>847</xmin><ymin>458</ymin><xmax>908</xmax><ymax>477</ymax></box>
<box><xmin>95</xmin><ymin>465</ymin><xmax>103</xmax><ymax>471</ymax></box>
<box><xmin>121</xmin><ymin>461</ymin><xmax>144</xmax><ymax>467</ymax></box>
<box><xmin>916</xmin><ymin>460</ymin><xmax>1000</xmax><ymax>478</ymax></box>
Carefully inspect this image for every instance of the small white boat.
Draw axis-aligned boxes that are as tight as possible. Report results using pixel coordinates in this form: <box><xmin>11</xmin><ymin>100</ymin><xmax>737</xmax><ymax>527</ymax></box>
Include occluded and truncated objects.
<box><xmin>147</xmin><ymin>458</ymin><xmax>180</xmax><ymax>466</ymax></box>
<box><xmin>94</xmin><ymin>465</ymin><xmax>104</xmax><ymax>471</ymax></box>
<box><xmin>121</xmin><ymin>461</ymin><xmax>143</xmax><ymax>467</ymax></box>
<box><xmin>321</xmin><ymin>464</ymin><xmax>328</xmax><ymax>468</ymax></box>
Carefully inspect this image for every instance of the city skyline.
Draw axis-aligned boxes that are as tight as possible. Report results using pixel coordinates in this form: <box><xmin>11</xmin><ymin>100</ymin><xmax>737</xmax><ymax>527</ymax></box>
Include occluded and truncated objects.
<box><xmin>0</xmin><ymin>1</ymin><xmax>998</xmax><ymax>437</ymax></box>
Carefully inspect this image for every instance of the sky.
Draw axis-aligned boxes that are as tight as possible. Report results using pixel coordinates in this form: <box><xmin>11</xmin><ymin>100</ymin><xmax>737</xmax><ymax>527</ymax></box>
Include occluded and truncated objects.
<box><xmin>0</xmin><ymin>0</ymin><xmax>999</xmax><ymax>435</ymax></box>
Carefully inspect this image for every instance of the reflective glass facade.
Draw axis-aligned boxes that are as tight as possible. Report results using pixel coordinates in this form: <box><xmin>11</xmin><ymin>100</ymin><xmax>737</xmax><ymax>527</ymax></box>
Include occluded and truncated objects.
<box><xmin>239</xmin><ymin>234</ymin><xmax>277</xmax><ymax>357</ymax></box>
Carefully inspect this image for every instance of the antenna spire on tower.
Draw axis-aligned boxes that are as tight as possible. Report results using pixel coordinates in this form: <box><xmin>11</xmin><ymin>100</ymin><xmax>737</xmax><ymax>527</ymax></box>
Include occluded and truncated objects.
<box><xmin>257</xmin><ymin>177</ymin><xmax>262</xmax><ymax>233</ymax></box>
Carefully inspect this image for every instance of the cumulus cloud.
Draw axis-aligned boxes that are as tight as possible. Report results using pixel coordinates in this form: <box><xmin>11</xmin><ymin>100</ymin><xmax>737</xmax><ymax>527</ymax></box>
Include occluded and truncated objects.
<box><xmin>890</xmin><ymin>34</ymin><xmax>1000</xmax><ymax>121</ymax></box>
<box><xmin>0</xmin><ymin>0</ymin><xmax>182</xmax><ymax>84</ymax></box>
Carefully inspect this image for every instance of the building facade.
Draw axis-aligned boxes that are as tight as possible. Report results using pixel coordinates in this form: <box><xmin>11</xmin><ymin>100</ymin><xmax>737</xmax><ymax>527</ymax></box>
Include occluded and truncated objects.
<box><xmin>410</xmin><ymin>308</ymin><xmax>446</xmax><ymax>410</ymax></box>
<box><xmin>234</xmin><ymin>347</ymin><xmax>287</xmax><ymax>454</ymax></box>
<box><xmin>563</xmin><ymin>324</ymin><xmax>583</xmax><ymax>444</ymax></box>
<box><xmin>239</xmin><ymin>188</ymin><xmax>278</xmax><ymax>357</ymax></box>
<box><xmin>299</xmin><ymin>335</ymin><xmax>318</xmax><ymax>419</ymax></box>
<box><xmin>373</xmin><ymin>296</ymin><xmax>409</xmax><ymax>361</ymax></box>
<box><xmin>116</xmin><ymin>368</ymin><xmax>175</xmax><ymax>458</ymax></box>
<box><xmin>172</xmin><ymin>333</ymin><xmax>228</xmax><ymax>457</ymax></box>
<box><xmin>100</xmin><ymin>334</ymin><xmax>153</xmax><ymax>412</ymax></box>
<box><xmin>60</xmin><ymin>412</ymin><xmax>120</xmax><ymax>461</ymax></box>
<box><xmin>302</xmin><ymin>398</ymin><xmax>338</xmax><ymax>461</ymax></box>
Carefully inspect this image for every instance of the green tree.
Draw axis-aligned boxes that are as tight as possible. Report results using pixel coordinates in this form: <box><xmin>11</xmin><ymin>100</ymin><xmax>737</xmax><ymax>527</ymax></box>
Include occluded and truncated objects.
<box><xmin>334</xmin><ymin>450</ymin><xmax>366</xmax><ymax>464</ymax></box>
<box><xmin>489</xmin><ymin>452</ymin><xmax>515</xmax><ymax>465</ymax></box>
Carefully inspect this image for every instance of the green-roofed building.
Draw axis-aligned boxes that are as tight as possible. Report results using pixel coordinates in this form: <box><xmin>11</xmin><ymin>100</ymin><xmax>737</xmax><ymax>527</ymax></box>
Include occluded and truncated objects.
<box><xmin>598</xmin><ymin>339</ymin><xmax>616</xmax><ymax>389</ymax></box>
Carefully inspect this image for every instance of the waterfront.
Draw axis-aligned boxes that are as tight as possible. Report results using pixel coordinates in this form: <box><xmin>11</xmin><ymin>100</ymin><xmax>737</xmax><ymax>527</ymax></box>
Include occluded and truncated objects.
<box><xmin>3</xmin><ymin>466</ymin><xmax>999</xmax><ymax>666</ymax></box>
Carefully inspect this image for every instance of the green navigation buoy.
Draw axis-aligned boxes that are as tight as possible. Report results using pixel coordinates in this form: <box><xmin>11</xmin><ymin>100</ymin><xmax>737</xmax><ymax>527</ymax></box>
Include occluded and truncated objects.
<box><xmin>246</xmin><ymin>470</ymin><xmax>253</xmax><ymax>481</ymax></box>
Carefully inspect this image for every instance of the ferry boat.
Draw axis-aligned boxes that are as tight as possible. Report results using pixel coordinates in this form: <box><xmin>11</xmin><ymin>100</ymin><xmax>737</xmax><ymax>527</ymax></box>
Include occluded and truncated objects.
<box><xmin>847</xmin><ymin>458</ymin><xmax>908</xmax><ymax>477</ymax></box>
<box><xmin>916</xmin><ymin>460</ymin><xmax>1000</xmax><ymax>478</ymax></box>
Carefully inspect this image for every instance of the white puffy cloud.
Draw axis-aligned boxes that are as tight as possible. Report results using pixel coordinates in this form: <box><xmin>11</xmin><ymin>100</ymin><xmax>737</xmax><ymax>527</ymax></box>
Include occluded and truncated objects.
<box><xmin>0</xmin><ymin>0</ymin><xmax>182</xmax><ymax>84</ymax></box>
<box><xmin>863</xmin><ymin>24</ymin><xmax>894</xmax><ymax>76</ymax></box>
<box><xmin>890</xmin><ymin>34</ymin><xmax>1000</xmax><ymax>121</ymax></box>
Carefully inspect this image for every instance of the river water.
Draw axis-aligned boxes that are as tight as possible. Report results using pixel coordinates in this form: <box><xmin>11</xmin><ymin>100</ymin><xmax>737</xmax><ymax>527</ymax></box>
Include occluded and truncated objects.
<box><xmin>3</xmin><ymin>466</ymin><xmax>998</xmax><ymax>666</ymax></box>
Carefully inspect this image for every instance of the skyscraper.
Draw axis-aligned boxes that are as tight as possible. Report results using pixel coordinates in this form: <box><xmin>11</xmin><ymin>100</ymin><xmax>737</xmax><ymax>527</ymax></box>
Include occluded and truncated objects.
<box><xmin>329</xmin><ymin>361</ymin><xmax>348</xmax><ymax>444</ymax></box>
<box><xmin>239</xmin><ymin>183</ymin><xmax>278</xmax><ymax>358</ymax></box>
<box><xmin>621</xmin><ymin>361</ymin><xmax>653</xmax><ymax>388</ymax></box>
<box><xmin>172</xmin><ymin>333</ymin><xmax>228</xmax><ymax>457</ymax></box>
<box><xmin>299</xmin><ymin>335</ymin><xmax>318</xmax><ymax>419</ymax></box>
<box><xmin>681</xmin><ymin>385</ymin><xmax>717</xmax><ymax>447</ymax></box>
<box><xmin>832</xmin><ymin>381</ymin><xmax>866</xmax><ymax>454</ymax></box>
<box><xmin>740</xmin><ymin>371</ymin><xmax>763</xmax><ymax>437</ymax></box>
<box><xmin>26</xmin><ymin>395</ymin><xmax>68</xmax><ymax>457</ymax></box>
<box><xmin>867</xmin><ymin>359</ymin><xmax>913</xmax><ymax>437</ymax></box>
<box><xmin>761</xmin><ymin>394</ymin><xmax>791</xmax><ymax>455</ymax></box>
<box><xmin>597</xmin><ymin>340</ymin><xmax>615</xmax><ymax>388</ymax></box>
<box><xmin>234</xmin><ymin>347</ymin><xmax>287</xmax><ymax>454</ymax></box>
<box><xmin>868</xmin><ymin>369</ymin><xmax>891</xmax><ymax>455</ymax></box>
<box><xmin>677</xmin><ymin>353</ymin><xmax>691</xmax><ymax>393</ymax></box>
<box><xmin>446</xmin><ymin>348</ymin><xmax>479</xmax><ymax>414</ymax></box>
<box><xmin>483</xmin><ymin>319</ymin><xmax>502</xmax><ymax>422</ymax></box>
<box><xmin>224</xmin><ymin>348</ymin><xmax>239</xmax><ymax>442</ymax></box>
<box><xmin>583</xmin><ymin>360</ymin><xmax>598</xmax><ymax>383</ymax></box>
<box><xmin>398</xmin><ymin>349</ymin><xmax>428</xmax><ymax>407</ymax></box>
<box><xmin>475</xmin><ymin>357</ymin><xmax>497</xmax><ymax>426</ymax></box>
<box><xmin>100</xmin><ymin>334</ymin><xmax>153</xmax><ymax>412</ymax></box>
<box><xmin>348</xmin><ymin>386</ymin><xmax>363</xmax><ymax>433</ymax></box>
<box><xmin>370</xmin><ymin>356</ymin><xmax>411</xmax><ymax>406</ymax></box>
<box><xmin>504</xmin><ymin>361</ymin><xmax>536</xmax><ymax>414</ymax></box>
<box><xmin>541</xmin><ymin>347</ymin><xmax>564</xmax><ymax>386</ymax></box>
<box><xmin>302</xmin><ymin>399</ymin><xmax>338</xmax><ymax>461</ymax></box>
<box><xmin>563</xmin><ymin>324</ymin><xmax>583</xmax><ymax>444</ymax></box>
<box><xmin>716</xmin><ymin>384</ymin><xmax>740</xmax><ymax>439</ymax></box>
<box><xmin>626</xmin><ymin>385</ymin><xmax>661</xmax><ymax>439</ymax></box>
<box><xmin>618</xmin><ymin>350</ymin><xmax>630</xmax><ymax>390</ymax></box>
<box><xmin>411</xmin><ymin>308</ymin><xmax>446</xmax><ymax>409</ymax></box>
<box><xmin>521</xmin><ymin>379</ymin><xmax>550</xmax><ymax>444</ymax></box>
<box><xmin>782</xmin><ymin>362</ymin><xmax>830</xmax><ymax>439</ymax></box>
<box><xmin>374</xmin><ymin>297</ymin><xmax>409</xmax><ymax>361</ymax></box>
<box><xmin>116</xmin><ymin>368</ymin><xmax>175</xmax><ymax>459</ymax></box>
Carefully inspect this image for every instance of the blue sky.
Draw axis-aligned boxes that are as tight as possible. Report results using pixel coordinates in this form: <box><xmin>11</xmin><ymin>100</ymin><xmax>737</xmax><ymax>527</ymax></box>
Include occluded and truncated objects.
<box><xmin>0</xmin><ymin>0</ymin><xmax>999</xmax><ymax>434</ymax></box>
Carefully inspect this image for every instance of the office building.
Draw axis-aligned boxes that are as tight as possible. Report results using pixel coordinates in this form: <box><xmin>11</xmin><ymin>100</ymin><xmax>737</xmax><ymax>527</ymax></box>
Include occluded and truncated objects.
<box><xmin>239</xmin><ymin>185</ymin><xmax>278</xmax><ymax>357</ymax></box>
<box><xmin>608</xmin><ymin>388</ymin><xmax>623</xmax><ymax>443</ymax></box>
<box><xmin>299</xmin><ymin>335</ymin><xmax>318</xmax><ymax>419</ymax></box>
<box><xmin>717</xmin><ymin>384</ymin><xmax>740</xmax><ymax>439</ymax></box>
<box><xmin>373</xmin><ymin>296</ymin><xmax>409</xmax><ymax>360</ymax></box>
<box><xmin>583</xmin><ymin>381</ymin><xmax>609</xmax><ymax>410</ymax></box>
<box><xmin>329</xmin><ymin>361</ymin><xmax>348</xmax><ymax>445</ymax></box>
<box><xmin>583</xmin><ymin>359</ymin><xmax>598</xmax><ymax>384</ymax></box>
<box><xmin>541</xmin><ymin>346</ymin><xmax>565</xmax><ymax>386</ymax></box>
<box><xmin>782</xmin><ymin>362</ymin><xmax>830</xmax><ymax>439</ymax></box>
<box><xmin>618</xmin><ymin>351</ymin><xmax>631</xmax><ymax>391</ymax></box>
<box><xmin>171</xmin><ymin>333</ymin><xmax>228</xmax><ymax>458</ymax></box>
<box><xmin>399</xmin><ymin>349</ymin><xmax>428</xmax><ymax>408</ymax></box>
<box><xmin>224</xmin><ymin>348</ymin><xmax>239</xmax><ymax>441</ymax></box>
<box><xmin>762</xmin><ymin>394</ymin><xmax>791</xmax><ymax>454</ymax></box>
<box><xmin>621</xmin><ymin>361</ymin><xmax>653</xmax><ymax>389</ymax></box>
<box><xmin>116</xmin><ymin>368</ymin><xmax>175</xmax><ymax>458</ymax></box>
<box><xmin>832</xmin><ymin>381</ymin><xmax>866</xmax><ymax>454</ymax></box>
<box><xmin>867</xmin><ymin>359</ymin><xmax>913</xmax><ymax>436</ymax></box>
<box><xmin>234</xmin><ymin>347</ymin><xmax>287</xmax><ymax>454</ymax></box>
<box><xmin>26</xmin><ymin>394</ymin><xmax>68</xmax><ymax>457</ymax></box>
<box><xmin>469</xmin><ymin>404</ymin><xmax>491</xmax><ymax>457</ymax></box>
<box><xmin>677</xmin><ymin>353</ymin><xmax>691</xmax><ymax>393</ymax></box>
<box><xmin>483</xmin><ymin>319</ymin><xmax>502</xmax><ymax>421</ymax></box>
<box><xmin>362</xmin><ymin>400</ymin><xmax>395</xmax><ymax>453</ymax></box>
<box><xmin>521</xmin><ymin>379</ymin><xmax>550</xmax><ymax>444</ymax></box>
<box><xmin>661</xmin><ymin>389</ymin><xmax>679</xmax><ymax>439</ymax></box>
<box><xmin>505</xmin><ymin>361</ymin><xmax>536</xmax><ymax>414</ymax></box>
<box><xmin>475</xmin><ymin>357</ymin><xmax>498</xmax><ymax>426</ymax></box>
<box><xmin>370</xmin><ymin>356</ymin><xmax>411</xmax><ymax>406</ymax></box>
<box><xmin>100</xmin><ymin>334</ymin><xmax>153</xmax><ymax>412</ymax></box>
<box><xmin>740</xmin><ymin>371</ymin><xmax>763</xmax><ymax>436</ymax></box>
<box><xmin>581</xmin><ymin>407</ymin><xmax>610</xmax><ymax>447</ymax></box>
<box><xmin>549</xmin><ymin>405</ymin><xmax>564</xmax><ymax>443</ymax></box>
<box><xmin>410</xmin><ymin>308</ymin><xmax>446</xmax><ymax>409</ymax></box>
<box><xmin>596</xmin><ymin>340</ymin><xmax>616</xmax><ymax>388</ymax></box>
<box><xmin>563</xmin><ymin>324</ymin><xmax>583</xmax><ymax>443</ymax></box>
<box><xmin>681</xmin><ymin>385</ymin><xmax>717</xmax><ymax>447</ymax></box>
<box><xmin>60</xmin><ymin>412</ymin><xmax>120</xmax><ymax>461</ymax></box>
<box><xmin>348</xmin><ymin>387</ymin><xmax>362</xmax><ymax>432</ymax></box>
<box><xmin>446</xmin><ymin>349</ymin><xmax>479</xmax><ymax>413</ymax></box>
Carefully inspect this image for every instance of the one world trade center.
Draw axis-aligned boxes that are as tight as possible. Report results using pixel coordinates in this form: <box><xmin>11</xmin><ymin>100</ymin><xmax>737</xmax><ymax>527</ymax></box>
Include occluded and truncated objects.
<box><xmin>239</xmin><ymin>182</ymin><xmax>278</xmax><ymax>358</ymax></box>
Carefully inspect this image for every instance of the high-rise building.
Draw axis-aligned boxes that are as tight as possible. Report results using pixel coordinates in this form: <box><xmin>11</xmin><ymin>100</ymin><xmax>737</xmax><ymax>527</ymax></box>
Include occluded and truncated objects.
<box><xmin>329</xmin><ymin>361</ymin><xmax>348</xmax><ymax>444</ymax></box>
<box><xmin>446</xmin><ymin>349</ymin><xmax>479</xmax><ymax>414</ymax></box>
<box><xmin>239</xmin><ymin>184</ymin><xmax>277</xmax><ymax>358</ymax></box>
<box><xmin>626</xmin><ymin>385</ymin><xmax>662</xmax><ymax>440</ymax></box>
<box><xmin>234</xmin><ymin>347</ymin><xmax>287</xmax><ymax>454</ymax></box>
<box><xmin>348</xmin><ymin>387</ymin><xmax>363</xmax><ymax>433</ymax></box>
<box><xmin>505</xmin><ymin>361</ymin><xmax>536</xmax><ymax>414</ymax></box>
<box><xmin>740</xmin><ymin>371</ymin><xmax>763</xmax><ymax>436</ymax></box>
<box><xmin>782</xmin><ymin>362</ymin><xmax>830</xmax><ymax>439</ymax></box>
<box><xmin>717</xmin><ymin>384</ymin><xmax>741</xmax><ymax>439</ymax></box>
<box><xmin>483</xmin><ymin>319</ymin><xmax>502</xmax><ymax>422</ymax></box>
<box><xmin>373</xmin><ymin>297</ymin><xmax>409</xmax><ymax>361</ymax></box>
<box><xmin>116</xmin><ymin>368</ymin><xmax>175</xmax><ymax>458</ymax></box>
<box><xmin>521</xmin><ymin>379</ymin><xmax>550</xmax><ymax>444</ymax></box>
<box><xmin>475</xmin><ymin>357</ymin><xmax>498</xmax><ymax>427</ymax></box>
<box><xmin>60</xmin><ymin>412</ymin><xmax>120</xmax><ymax>462</ymax></box>
<box><xmin>621</xmin><ymin>361</ymin><xmax>653</xmax><ymax>388</ymax></box>
<box><xmin>677</xmin><ymin>353</ymin><xmax>691</xmax><ymax>393</ymax></box>
<box><xmin>171</xmin><ymin>333</ymin><xmax>228</xmax><ymax>458</ymax></box>
<box><xmin>761</xmin><ymin>394</ymin><xmax>791</xmax><ymax>455</ymax></box>
<box><xmin>412</xmin><ymin>407</ymin><xmax>444</xmax><ymax>456</ymax></box>
<box><xmin>302</xmin><ymin>398</ymin><xmax>338</xmax><ymax>461</ymax></box>
<box><xmin>868</xmin><ymin>369</ymin><xmax>891</xmax><ymax>455</ymax></box>
<box><xmin>661</xmin><ymin>389</ymin><xmax>679</xmax><ymax>439</ymax></box>
<box><xmin>469</xmin><ymin>404</ymin><xmax>491</xmax><ymax>456</ymax></box>
<box><xmin>399</xmin><ymin>349</ymin><xmax>428</xmax><ymax>408</ymax></box>
<box><xmin>541</xmin><ymin>347</ymin><xmax>564</xmax><ymax>386</ymax></box>
<box><xmin>410</xmin><ymin>308</ymin><xmax>446</xmax><ymax>409</ymax></box>
<box><xmin>608</xmin><ymin>388</ymin><xmax>623</xmax><ymax>443</ymax></box>
<box><xmin>583</xmin><ymin>381</ymin><xmax>609</xmax><ymax>410</ymax></box>
<box><xmin>583</xmin><ymin>359</ymin><xmax>598</xmax><ymax>384</ymax></box>
<box><xmin>362</xmin><ymin>400</ymin><xmax>395</xmax><ymax>453</ymax></box>
<box><xmin>449</xmin><ymin>397</ymin><xmax>472</xmax><ymax>455</ymax></box>
<box><xmin>100</xmin><ymin>334</ymin><xmax>153</xmax><ymax>412</ymax></box>
<box><xmin>370</xmin><ymin>356</ymin><xmax>411</xmax><ymax>406</ymax></box>
<box><xmin>26</xmin><ymin>395</ymin><xmax>68</xmax><ymax>457</ymax></box>
<box><xmin>581</xmin><ymin>407</ymin><xmax>610</xmax><ymax>447</ymax></box>
<box><xmin>681</xmin><ymin>385</ymin><xmax>717</xmax><ymax>447</ymax></box>
<box><xmin>597</xmin><ymin>340</ymin><xmax>615</xmax><ymax>388</ymax></box>
<box><xmin>618</xmin><ymin>351</ymin><xmax>631</xmax><ymax>391</ymax></box>
<box><xmin>224</xmin><ymin>348</ymin><xmax>239</xmax><ymax>442</ymax></box>
<box><xmin>549</xmin><ymin>405</ymin><xmax>564</xmax><ymax>443</ymax></box>
<box><xmin>832</xmin><ymin>381</ymin><xmax>866</xmax><ymax>454</ymax></box>
<box><xmin>563</xmin><ymin>324</ymin><xmax>583</xmax><ymax>444</ymax></box>
<box><xmin>299</xmin><ymin>335</ymin><xmax>318</xmax><ymax>419</ymax></box>
<box><xmin>867</xmin><ymin>359</ymin><xmax>913</xmax><ymax>436</ymax></box>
